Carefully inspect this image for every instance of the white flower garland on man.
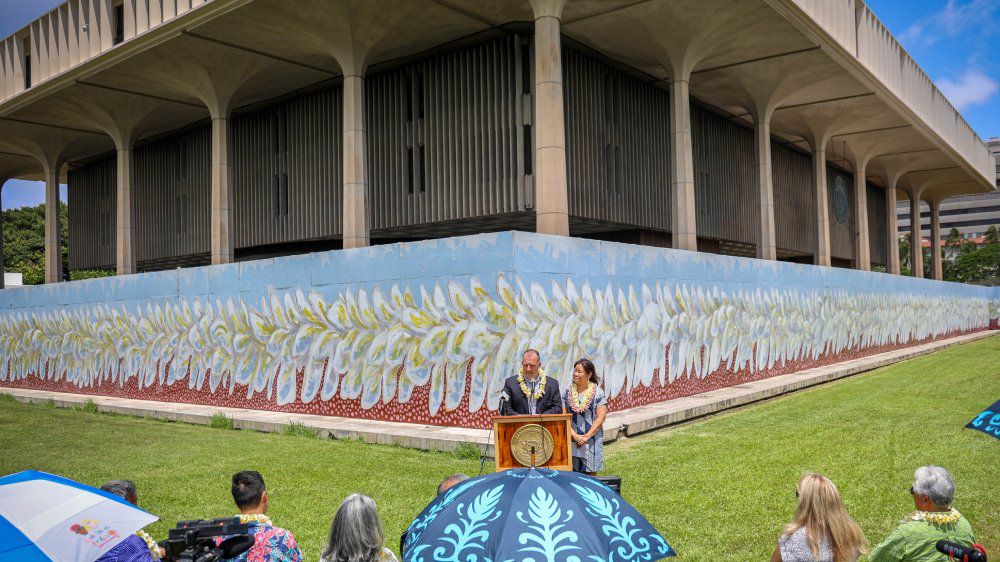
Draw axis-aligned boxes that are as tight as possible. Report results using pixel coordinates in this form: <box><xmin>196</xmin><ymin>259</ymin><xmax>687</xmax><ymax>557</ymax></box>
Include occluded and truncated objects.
<box><xmin>517</xmin><ymin>366</ymin><xmax>547</xmax><ymax>400</ymax></box>
<box><xmin>908</xmin><ymin>508</ymin><xmax>961</xmax><ymax>525</ymax></box>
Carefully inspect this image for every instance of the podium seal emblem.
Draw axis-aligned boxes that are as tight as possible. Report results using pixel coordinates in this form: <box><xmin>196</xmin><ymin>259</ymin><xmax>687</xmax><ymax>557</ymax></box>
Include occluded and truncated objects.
<box><xmin>510</xmin><ymin>423</ymin><xmax>554</xmax><ymax>466</ymax></box>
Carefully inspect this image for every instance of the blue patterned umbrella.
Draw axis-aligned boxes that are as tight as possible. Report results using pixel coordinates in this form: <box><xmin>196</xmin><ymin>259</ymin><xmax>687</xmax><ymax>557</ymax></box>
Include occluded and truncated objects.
<box><xmin>403</xmin><ymin>468</ymin><xmax>675</xmax><ymax>562</ymax></box>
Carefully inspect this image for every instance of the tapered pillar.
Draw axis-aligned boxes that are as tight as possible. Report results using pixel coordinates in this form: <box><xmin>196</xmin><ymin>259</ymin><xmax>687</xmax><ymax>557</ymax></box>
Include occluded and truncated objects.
<box><xmin>533</xmin><ymin>7</ymin><xmax>569</xmax><ymax>236</ymax></box>
<box><xmin>670</xmin><ymin>78</ymin><xmax>697</xmax><ymax>251</ymax></box>
<box><xmin>755</xmin><ymin>116</ymin><xmax>776</xmax><ymax>260</ymax></box>
<box><xmin>910</xmin><ymin>195</ymin><xmax>923</xmax><ymax>278</ymax></box>
<box><xmin>886</xmin><ymin>186</ymin><xmax>899</xmax><ymax>274</ymax></box>
<box><xmin>210</xmin><ymin>115</ymin><xmax>233</xmax><ymax>264</ymax></box>
<box><xmin>342</xmin><ymin>74</ymin><xmax>369</xmax><ymax>249</ymax></box>
<box><xmin>116</xmin><ymin>146</ymin><xmax>136</xmax><ymax>274</ymax></box>
<box><xmin>853</xmin><ymin>167</ymin><xmax>870</xmax><ymax>271</ymax></box>
<box><xmin>812</xmin><ymin>145</ymin><xmax>830</xmax><ymax>266</ymax></box>
<box><xmin>44</xmin><ymin>167</ymin><xmax>62</xmax><ymax>283</ymax></box>
<box><xmin>930</xmin><ymin>201</ymin><xmax>942</xmax><ymax>281</ymax></box>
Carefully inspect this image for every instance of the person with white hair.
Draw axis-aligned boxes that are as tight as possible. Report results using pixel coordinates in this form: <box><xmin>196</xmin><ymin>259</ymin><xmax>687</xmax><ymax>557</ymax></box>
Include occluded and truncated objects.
<box><xmin>322</xmin><ymin>494</ymin><xmax>398</xmax><ymax>562</ymax></box>
<box><xmin>869</xmin><ymin>466</ymin><xmax>976</xmax><ymax>562</ymax></box>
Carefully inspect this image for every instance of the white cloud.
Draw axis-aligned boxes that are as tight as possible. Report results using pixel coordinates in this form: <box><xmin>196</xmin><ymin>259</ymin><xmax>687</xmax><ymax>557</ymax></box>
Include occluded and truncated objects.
<box><xmin>936</xmin><ymin>69</ymin><xmax>1000</xmax><ymax>110</ymax></box>
<box><xmin>898</xmin><ymin>0</ymin><xmax>997</xmax><ymax>49</ymax></box>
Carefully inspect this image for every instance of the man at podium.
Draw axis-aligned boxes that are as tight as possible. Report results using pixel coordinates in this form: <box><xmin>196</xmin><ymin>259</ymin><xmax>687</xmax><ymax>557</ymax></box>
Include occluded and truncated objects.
<box><xmin>499</xmin><ymin>349</ymin><xmax>563</xmax><ymax>416</ymax></box>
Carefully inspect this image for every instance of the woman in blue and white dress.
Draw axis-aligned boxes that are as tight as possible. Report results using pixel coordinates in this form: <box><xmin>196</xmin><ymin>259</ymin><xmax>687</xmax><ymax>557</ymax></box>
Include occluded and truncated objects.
<box><xmin>562</xmin><ymin>358</ymin><xmax>608</xmax><ymax>475</ymax></box>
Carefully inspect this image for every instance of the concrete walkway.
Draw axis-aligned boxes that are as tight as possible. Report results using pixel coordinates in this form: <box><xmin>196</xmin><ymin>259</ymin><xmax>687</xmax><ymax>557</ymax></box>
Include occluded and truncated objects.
<box><xmin>3</xmin><ymin>330</ymin><xmax>995</xmax><ymax>453</ymax></box>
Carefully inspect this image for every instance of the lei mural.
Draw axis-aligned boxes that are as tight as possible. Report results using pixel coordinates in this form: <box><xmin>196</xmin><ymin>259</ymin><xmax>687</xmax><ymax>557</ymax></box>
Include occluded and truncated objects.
<box><xmin>0</xmin><ymin>270</ymin><xmax>990</xmax><ymax>428</ymax></box>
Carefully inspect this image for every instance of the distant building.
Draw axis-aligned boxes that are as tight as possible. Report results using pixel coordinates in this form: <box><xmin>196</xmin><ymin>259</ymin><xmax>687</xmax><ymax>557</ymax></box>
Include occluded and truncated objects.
<box><xmin>898</xmin><ymin>137</ymin><xmax>1000</xmax><ymax>246</ymax></box>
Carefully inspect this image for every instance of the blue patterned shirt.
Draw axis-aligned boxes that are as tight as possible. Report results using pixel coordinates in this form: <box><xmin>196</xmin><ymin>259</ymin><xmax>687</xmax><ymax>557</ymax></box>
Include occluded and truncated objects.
<box><xmin>218</xmin><ymin>521</ymin><xmax>303</xmax><ymax>562</ymax></box>
<box><xmin>95</xmin><ymin>534</ymin><xmax>154</xmax><ymax>562</ymax></box>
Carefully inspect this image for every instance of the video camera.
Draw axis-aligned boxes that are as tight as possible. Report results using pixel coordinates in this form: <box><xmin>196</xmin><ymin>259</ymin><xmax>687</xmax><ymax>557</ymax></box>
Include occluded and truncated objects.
<box><xmin>937</xmin><ymin>540</ymin><xmax>988</xmax><ymax>562</ymax></box>
<box><xmin>158</xmin><ymin>517</ymin><xmax>254</xmax><ymax>562</ymax></box>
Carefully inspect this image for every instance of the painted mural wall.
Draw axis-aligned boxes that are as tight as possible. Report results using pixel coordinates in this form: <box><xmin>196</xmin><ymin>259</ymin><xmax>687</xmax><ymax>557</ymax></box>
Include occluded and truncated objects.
<box><xmin>0</xmin><ymin>232</ymin><xmax>996</xmax><ymax>428</ymax></box>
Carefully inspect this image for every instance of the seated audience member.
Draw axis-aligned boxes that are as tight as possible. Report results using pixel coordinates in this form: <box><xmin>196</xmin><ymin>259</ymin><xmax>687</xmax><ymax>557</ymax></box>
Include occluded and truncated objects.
<box><xmin>771</xmin><ymin>473</ymin><xmax>867</xmax><ymax>562</ymax></box>
<box><xmin>96</xmin><ymin>480</ymin><xmax>157</xmax><ymax>562</ymax></box>
<box><xmin>401</xmin><ymin>474</ymin><xmax>473</xmax><ymax>552</ymax></box>
<box><xmin>325</xmin><ymin>494</ymin><xmax>398</xmax><ymax>562</ymax></box>
<box><xmin>226</xmin><ymin>470</ymin><xmax>303</xmax><ymax>562</ymax></box>
<box><xmin>869</xmin><ymin>466</ymin><xmax>975</xmax><ymax>562</ymax></box>
<box><xmin>437</xmin><ymin>473</ymin><xmax>469</xmax><ymax>495</ymax></box>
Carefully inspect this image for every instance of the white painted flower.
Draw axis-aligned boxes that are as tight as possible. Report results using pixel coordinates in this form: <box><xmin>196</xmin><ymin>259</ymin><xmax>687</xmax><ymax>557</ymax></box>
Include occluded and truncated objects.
<box><xmin>0</xmin><ymin>275</ymin><xmax>990</xmax><ymax>419</ymax></box>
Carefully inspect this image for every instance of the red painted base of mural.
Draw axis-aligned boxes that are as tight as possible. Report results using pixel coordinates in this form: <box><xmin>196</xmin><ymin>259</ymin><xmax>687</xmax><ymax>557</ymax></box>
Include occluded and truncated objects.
<box><xmin>0</xmin><ymin>328</ymin><xmax>982</xmax><ymax>429</ymax></box>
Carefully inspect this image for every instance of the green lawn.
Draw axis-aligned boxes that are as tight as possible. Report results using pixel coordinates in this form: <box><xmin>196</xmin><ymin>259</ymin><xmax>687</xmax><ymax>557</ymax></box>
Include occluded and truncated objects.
<box><xmin>1</xmin><ymin>336</ymin><xmax>998</xmax><ymax>561</ymax></box>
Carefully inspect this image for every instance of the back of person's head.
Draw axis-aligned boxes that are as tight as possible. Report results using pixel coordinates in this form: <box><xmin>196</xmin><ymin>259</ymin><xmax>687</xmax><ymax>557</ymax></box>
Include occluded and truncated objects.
<box><xmin>322</xmin><ymin>494</ymin><xmax>385</xmax><ymax>562</ymax></box>
<box><xmin>912</xmin><ymin>465</ymin><xmax>955</xmax><ymax>509</ymax></box>
<box><xmin>786</xmin><ymin>473</ymin><xmax>867</xmax><ymax>562</ymax></box>
<box><xmin>232</xmin><ymin>470</ymin><xmax>266</xmax><ymax>510</ymax></box>
<box><xmin>437</xmin><ymin>474</ymin><xmax>469</xmax><ymax>495</ymax></box>
<box><xmin>101</xmin><ymin>480</ymin><xmax>137</xmax><ymax>505</ymax></box>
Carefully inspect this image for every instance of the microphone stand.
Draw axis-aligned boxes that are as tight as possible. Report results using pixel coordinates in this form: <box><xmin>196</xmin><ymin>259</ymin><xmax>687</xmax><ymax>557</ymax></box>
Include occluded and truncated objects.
<box><xmin>480</xmin><ymin>398</ymin><xmax>505</xmax><ymax>475</ymax></box>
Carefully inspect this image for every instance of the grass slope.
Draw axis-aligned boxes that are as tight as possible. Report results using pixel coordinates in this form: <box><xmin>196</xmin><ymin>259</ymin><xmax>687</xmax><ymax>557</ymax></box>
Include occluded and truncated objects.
<box><xmin>1</xmin><ymin>336</ymin><xmax>997</xmax><ymax>560</ymax></box>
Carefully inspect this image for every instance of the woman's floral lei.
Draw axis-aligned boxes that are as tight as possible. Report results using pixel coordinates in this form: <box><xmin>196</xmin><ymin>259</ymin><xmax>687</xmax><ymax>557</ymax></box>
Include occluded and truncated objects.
<box><xmin>135</xmin><ymin>529</ymin><xmax>160</xmax><ymax>559</ymax></box>
<box><xmin>568</xmin><ymin>382</ymin><xmax>597</xmax><ymax>413</ymax></box>
<box><xmin>517</xmin><ymin>367</ymin><xmax>547</xmax><ymax>400</ymax></box>
<box><xmin>908</xmin><ymin>508</ymin><xmax>961</xmax><ymax>526</ymax></box>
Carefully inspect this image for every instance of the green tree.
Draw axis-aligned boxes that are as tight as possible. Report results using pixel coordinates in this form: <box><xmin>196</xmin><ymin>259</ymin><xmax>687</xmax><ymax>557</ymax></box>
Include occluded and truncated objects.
<box><xmin>2</xmin><ymin>202</ymin><xmax>68</xmax><ymax>284</ymax></box>
<box><xmin>945</xmin><ymin>227</ymin><xmax>963</xmax><ymax>248</ymax></box>
<box><xmin>985</xmin><ymin>225</ymin><xmax>1000</xmax><ymax>245</ymax></box>
<box><xmin>898</xmin><ymin>235</ymin><xmax>911</xmax><ymax>272</ymax></box>
<box><xmin>949</xmin><ymin>244</ymin><xmax>1000</xmax><ymax>283</ymax></box>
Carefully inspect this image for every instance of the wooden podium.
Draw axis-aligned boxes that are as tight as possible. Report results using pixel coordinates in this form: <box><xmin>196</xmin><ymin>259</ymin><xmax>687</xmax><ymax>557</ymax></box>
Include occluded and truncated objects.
<box><xmin>493</xmin><ymin>414</ymin><xmax>573</xmax><ymax>471</ymax></box>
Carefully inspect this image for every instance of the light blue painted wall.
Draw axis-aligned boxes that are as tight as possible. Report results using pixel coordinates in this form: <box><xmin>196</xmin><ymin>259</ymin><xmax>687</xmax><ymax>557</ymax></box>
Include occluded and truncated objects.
<box><xmin>0</xmin><ymin>231</ymin><xmax>993</xmax><ymax>426</ymax></box>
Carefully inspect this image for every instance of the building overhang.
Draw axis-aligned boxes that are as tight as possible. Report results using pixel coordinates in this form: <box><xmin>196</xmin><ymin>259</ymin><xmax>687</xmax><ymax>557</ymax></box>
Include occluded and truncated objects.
<box><xmin>0</xmin><ymin>0</ymin><xmax>993</xmax><ymax>200</ymax></box>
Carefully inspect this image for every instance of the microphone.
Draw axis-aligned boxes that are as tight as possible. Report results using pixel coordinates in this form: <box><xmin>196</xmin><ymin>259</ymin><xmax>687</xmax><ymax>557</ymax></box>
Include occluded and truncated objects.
<box><xmin>499</xmin><ymin>390</ymin><xmax>510</xmax><ymax>415</ymax></box>
<box><xmin>936</xmin><ymin>540</ymin><xmax>987</xmax><ymax>562</ymax></box>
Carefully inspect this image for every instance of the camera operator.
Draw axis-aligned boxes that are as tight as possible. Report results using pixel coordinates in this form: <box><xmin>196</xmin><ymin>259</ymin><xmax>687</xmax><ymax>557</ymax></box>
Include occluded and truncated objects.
<box><xmin>222</xmin><ymin>470</ymin><xmax>302</xmax><ymax>562</ymax></box>
<box><xmin>869</xmin><ymin>466</ymin><xmax>976</xmax><ymax>562</ymax></box>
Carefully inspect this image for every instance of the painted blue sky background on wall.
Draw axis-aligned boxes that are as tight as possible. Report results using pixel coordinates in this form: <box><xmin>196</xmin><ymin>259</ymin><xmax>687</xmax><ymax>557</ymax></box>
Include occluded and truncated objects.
<box><xmin>0</xmin><ymin>0</ymin><xmax>997</xmax><ymax>210</ymax></box>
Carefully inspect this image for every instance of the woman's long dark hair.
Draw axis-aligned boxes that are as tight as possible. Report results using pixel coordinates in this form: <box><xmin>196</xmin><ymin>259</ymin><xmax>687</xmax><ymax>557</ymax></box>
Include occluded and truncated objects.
<box><xmin>573</xmin><ymin>358</ymin><xmax>600</xmax><ymax>385</ymax></box>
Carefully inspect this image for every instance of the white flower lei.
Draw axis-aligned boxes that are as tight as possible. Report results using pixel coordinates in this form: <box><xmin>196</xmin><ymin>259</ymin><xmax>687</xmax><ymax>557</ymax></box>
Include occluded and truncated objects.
<box><xmin>237</xmin><ymin>513</ymin><xmax>274</xmax><ymax>527</ymax></box>
<box><xmin>517</xmin><ymin>367</ymin><xmax>547</xmax><ymax>400</ymax></box>
<box><xmin>135</xmin><ymin>529</ymin><xmax>160</xmax><ymax>559</ymax></box>
<box><xmin>908</xmin><ymin>508</ymin><xmax>961</xmax><ymax>525</ymax></box>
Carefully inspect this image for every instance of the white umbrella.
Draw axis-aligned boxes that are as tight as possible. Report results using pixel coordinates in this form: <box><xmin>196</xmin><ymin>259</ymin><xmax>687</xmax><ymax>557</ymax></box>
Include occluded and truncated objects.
<box><xmin>0</xmin><ymin>470</ymin><xmax>158</xmax><ymax>562</ymax></box>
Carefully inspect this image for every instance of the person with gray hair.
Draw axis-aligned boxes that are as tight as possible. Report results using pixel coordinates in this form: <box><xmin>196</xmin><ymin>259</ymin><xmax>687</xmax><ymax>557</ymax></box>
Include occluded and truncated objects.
<box><xmin>436</xmin><ymin>474</ymin><xmax>469</xmax><ymax>496</ymax></box>
<box><xmin>95</xmin><ymin>480</ymin><xmax>158</xmax><ymax>561</ymax></box>
<box><xmin>322</xmin><ymin>494</ymin><xmax>399</xmax><ymax>562</ymax></box>
<box><xmin>869</xmin><ymin>466</ymin><xmax>976</xmax><ymax>562</ymax></box>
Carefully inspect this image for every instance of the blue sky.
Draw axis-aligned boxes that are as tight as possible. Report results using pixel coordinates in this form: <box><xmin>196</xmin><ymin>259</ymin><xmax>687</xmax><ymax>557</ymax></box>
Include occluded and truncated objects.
<box><xmin>1</xmin><ymin>0</ymin><xmax>998</xmax><ymax>210</ymax></box>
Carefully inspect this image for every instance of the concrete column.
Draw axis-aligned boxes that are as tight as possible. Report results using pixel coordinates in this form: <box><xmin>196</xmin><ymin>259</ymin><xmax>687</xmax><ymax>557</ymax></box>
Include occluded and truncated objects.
<box><xmin>44</xmin><ymin>167</ymin><xmax>62</xmax><ymax>283</ymax></box>
<box><xmin>930</xmin><ymin>201</ymin><xmax>942</xmax><ymax>281</ymax></box>
<box><xmin>754</xmin><ymin>116</ymin><xmax>776</xmax><ymax>260</ymax></box>
<box><xmin>853</xmin><ymin>167</ymin><xmax>870</xmax><ymax>271</ymax></box>
<box><xmin>116</xmin><ymin>146</ymin><xmax>136</xmax><ymax>274</ymax></box>
<box><xmin>342</xmin><ymin>73</ymin><xmax>368</xmax><ymax>249</ymax></box>
<box><xmin>886</xmin><ymin>186</ymin><xmax>899</xmax><ymax>274</ymax></box>
<box><xmin>909</xmin><ymin>195</ymin><xmax>923</xmax><ymax>278</ymax></box>
<box><xmin>533</xmin><ymin>11</ymin><xmax>569</xmax><ymax>236</ymax></box>
<box><xmin>670</xmin><ymin>78</ymin><xmax>697</xmax><ymax>251</ymax></box>
<box><xmin>812</xmin><ymin>145</ymin><xmax>830</xmax><ymax>266</ymax></box>
<box><xmin>210</xmin><ymin>115</ymin><xmax>233</xmax><ymax>264</ymax></box>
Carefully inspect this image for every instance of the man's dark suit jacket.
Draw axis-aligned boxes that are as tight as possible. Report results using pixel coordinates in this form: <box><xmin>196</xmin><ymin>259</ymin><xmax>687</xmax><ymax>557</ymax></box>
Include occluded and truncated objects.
<box><xmin>500</xmin><ymin>375</ymin><xmax>562</xmax><ymax>416</ymax></box>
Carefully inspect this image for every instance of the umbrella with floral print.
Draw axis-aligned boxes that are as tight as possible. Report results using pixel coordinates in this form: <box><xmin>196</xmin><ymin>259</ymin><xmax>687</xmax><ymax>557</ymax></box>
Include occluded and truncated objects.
<box><xmin>402</xmin><ymin>468</ymin><xmax>675</xmax><ymax>562</ymax></box>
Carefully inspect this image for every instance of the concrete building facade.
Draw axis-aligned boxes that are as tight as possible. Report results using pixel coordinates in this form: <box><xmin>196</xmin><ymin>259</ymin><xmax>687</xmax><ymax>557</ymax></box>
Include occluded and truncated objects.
<box><xmin>0</xmin><ymin>0</ymin><xmax>995</xmax><ymax>285</ymax></box>
<box><xmin>897</xmin><ymin>138</ymin><xmax>1000</xmax><ymax>258</ymax></box>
